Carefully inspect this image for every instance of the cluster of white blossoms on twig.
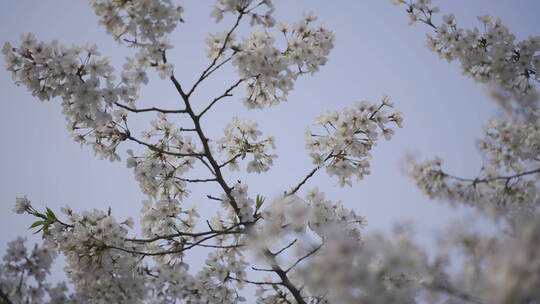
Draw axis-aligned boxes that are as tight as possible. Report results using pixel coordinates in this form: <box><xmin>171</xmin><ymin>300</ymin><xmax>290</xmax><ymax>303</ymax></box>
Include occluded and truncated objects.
<box><xmin>253</xmin><ymin>187</ymin><xmax>366</xmax><ymax>245</ymax></box>
<box><xmin>218</xmin><ymin>117</ymin><xmax>277</xmax><ymax>173</ymax></box>
<box><xmin>127</xmin><ymin>114</ymin><xmax>199</xmax><ymax>198</ymax></box>
<box><xmin>305</xmin><ymin>96</ymin><xmax>403</xmax><ymax>186</ymax></box>
<box><xmin>409</xmin><ymin>110</ymin><xmax>540</xmax><ymax>218</ymax></box>
<box><xmin>0</xmin><ymin>238</ymin><xmax>71</xmax><ymax>303</ymax></box>
<box><xmin>236</xmin><ymin>17</ymin><xmax>334</xmax><ymax>109</ymax></box>
<box><xmin>205</xmin><ymin>11</ymin><xmax>335</xmax><ymax>109</ymax></box>
<box><xmin>37</xmin><ymin>203</ymin><xmax>148</xmax><ymax>303</ymax></box>
<box><xmin>89</xmin><ymin>0</ymin><xmax>183</xmax><ymax>43</ymax></box>
<box><xmin>2</xmin><ymin>36</ymin><xmax>128</xmax><ymax>161</ymax></box>
<box><xmin>394</xmin><ymin>0</ymin><xmax>540</xmax><ymax>116</ymax></box>
<box><xmin>211</xmin><ymin>0</ymin><xmax>275</xmax><ymax>27</ymax></box>
<box><xmin>298</xmin><ymin>228</ymin><xmax>426</xmax><ymax>304</ymax></box>
<box><xmin>221</xmin><ymin>182</ymin><xmax>256</xmax><ymax>222</ymax></box>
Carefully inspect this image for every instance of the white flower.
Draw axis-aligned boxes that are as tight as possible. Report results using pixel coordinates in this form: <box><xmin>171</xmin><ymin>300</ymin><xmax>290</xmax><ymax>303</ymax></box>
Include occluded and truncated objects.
<box><xmin>157</xmin><ymin>63</ymin><xmax>173</xmax><ymax>79</ymax></box>
<box><xmin>13</xmin><ymin>196</ymin><xmax>31</xmax><ymax>214</ymax></box>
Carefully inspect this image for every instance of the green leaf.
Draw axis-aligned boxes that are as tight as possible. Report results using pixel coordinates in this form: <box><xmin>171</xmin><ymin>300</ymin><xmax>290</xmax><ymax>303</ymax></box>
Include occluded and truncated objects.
<box><xmin>255</xmin><ymin>195</ymin><xmax>265</xmax><ymax>212</ymax></box>
<box><xmin>46</xmin><ymin>207</ymin><xmax>56</xmax><ymax>221</ymax></box>
<box><xmin>28</xmin><ymin>221</ymin><xmax>45</xmax><ymax>229</ymax></box>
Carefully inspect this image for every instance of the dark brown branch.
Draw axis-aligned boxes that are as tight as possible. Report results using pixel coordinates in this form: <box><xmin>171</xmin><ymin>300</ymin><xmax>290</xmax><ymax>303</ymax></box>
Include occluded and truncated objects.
<box><xmin>114</xmin><ymin>102</ymin><xmax>187</xmax><ymax>114</ymax></box>
<box><xmin>265</xmin><ymin>249</ymin><xmax>307</xmax><ymax>304</ymax></box>
<box><xmin>107</xmin><ymin>231</ymin><xmax>224</xmax><ymax>256</ymax></box>
<box><xmin>126</xmin><ymin>135</ymin><xmax>204</xmax><ymax>158</ymax></box>
<box><xmin>175</xmin><ymin>177</ymin><xmax>218</xmax><ymax>183</ymax></box>
<box><xmin>285</xmin><ymin>244</ymin><xmax>323</xmax><ymax>273</ymax></box>
<box><xmin>287</xmin><ymin>166</ymin><xmax>320</xmax><ymax>195</ymax></box>
<box><xmin>228</xmin><ymin>276</ymin><xmax>284</xmax><ymax>286</ymax></box>
<box><xmin>198</xmin><ymin>78</ymin><xmax>246</xmax><ymax>118</ymax></box>
<box><xmin>440</xmin><ymin>167</ymin><xmax>540</xmax><ymax>186</ymax></box>
<box><xmin>207</xmin><ymin>195</ymin><xmax>223</xmax><ymax>202</ymax></box>
<box><xmin>125</xmin><ymin>224</ymin><xmax>243</xmax><ymax>243</ymax></box>
<box><xmin>273</xmin><ymin>239</ymin><xmax>298</xmax><ymax>256</ymax></box>
<box><xmin>252</xmin><ymin>266</ymin><xmax>274</xmax><ymax>272</ymax></box>
<box><xmin>219</xmin><ymin>153</ymin><xmax>243</xmax><ymax>168</ymax></box>
<box><xmin>187</xmin><ymin>11</ymin><xmax>245</xmax><ymax>97</ymax></box>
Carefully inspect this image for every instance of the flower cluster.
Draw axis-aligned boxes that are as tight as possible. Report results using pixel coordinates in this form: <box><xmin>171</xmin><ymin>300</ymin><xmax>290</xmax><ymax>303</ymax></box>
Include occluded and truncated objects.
<box><xmin>408</xmin><ymin>157</ymin><xmax>538</xmax><ymax>219</ymax></box>
<box><xmin>306</xmin><ymin>96</ymin><xmax>403</xmax><ymax>186</ymax></box>
<box><xmin>483</xmin><ymin>216</ymin><xmax>540</xmax><ymax>304</ymax></box>
<box><xmin>0</xmin><ymin>237</ymin><xmax>72</xmax><ymax>303</ymax></box>
<box><xmin>45</xmin><ymin>206</ymin><xmax>148</xmax><ymax>303</ymax></box>
<box><xmin>149</xmin><ymin>260</ymin><xmax>246</xmax><ymax>304</ymax></box>
<box><xmin>478</xmin><ymin>111</ymin><xmax>540</xmax><ymax>174</ymax></box>
<box><xmin>211</xmin><ymin>0</ymin><xmax>275</xmax><ymax>27</ymax></box>
<box><xmin>409</xmin><ymin>111</ymin><xmax>540</xmax><ymax>218</ymax></box>
<box><xmin>296</xmin><ymin>228</ymin><xmax>426</xmax><ymax>304</ymax></box>
<box><xmin>13</xmin><ymin>196</ymin><xmax>31</xmax><ymax>214</ymax></box>
<box><xmin>2</xmin><ymin>36</ymin><xmax>137</xmax><ymax>161</ymax></box>
<box><xmin>217</xmin><ymin>117</ymin><xmax>277</xmax><ymax>173</ymax></box>
<box><xmin>395</xmin><ymin>0</ymin><xmax>540</xmax><ymax>115</ymax></box>
<box><xmin>89</xmin><ymin>0</ymin><xmax>183</xmax><ymax>44</ymax></box>
<box><xmin>230</xmin><ymin>15</ymin><xmax>335</xmax><ymax>109</ymax></box>
<box><xmin>250</xmin><ymin>188</ymin><xmax>366</xmax><ymax>256</ymax></box>
<box><xmin>221</xmin><ymin>182</ymin><xmax>256</xmax><ymax>222</ymax></box>
<box><xmin>126</xmin><ymin>114</ymin><xmax>199</xmax><ymax>198</ymax></box>
<box><xmin>140</xmin><ymin>197</ymin><xmax>198</xmax><ymax>239</ymax></box>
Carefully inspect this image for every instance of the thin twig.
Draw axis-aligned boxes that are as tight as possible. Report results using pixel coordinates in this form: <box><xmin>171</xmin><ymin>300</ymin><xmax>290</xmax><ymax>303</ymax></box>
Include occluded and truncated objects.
<box><xmin>114</xmin><ymin>102</ymin><xmax>187</xmax><ymax>114</ymax></box>
<box><xmin>285</xmin><ymin>244</ymin><xmax>323</xmax><ymax>273</ymax></box>
<box><xmin>198</xmin><ymin>78</ymin><xmax>247</xmax><ymax>118</ymax></box>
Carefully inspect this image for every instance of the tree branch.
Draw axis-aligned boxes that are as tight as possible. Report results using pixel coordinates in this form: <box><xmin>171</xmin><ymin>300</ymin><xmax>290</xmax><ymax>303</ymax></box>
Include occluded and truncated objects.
<box><xmin>198</xmin><ymin>78</ymin><xmax>247</xmax><ymax>118</ymax></box>
<box><xmin>126</xmin><ymin>135</ymin><xmax>204</xmax><ymax>158</ymax></box>
<box><xmin>114</xmin><ymin>102</ymin><xmax>187</xmax><ymax>114</ymax></box>
<box><xmin>285</xmin><ymin>243</ymin><xmax>323</xmax><ymax>273</ymax></box>
<box><xmin>187</xmin><ymin>10</ymin><xmax>245</xmax><ymax>97</ymax></box>
<box><xmin>287</xmin><ymin>166</ymin><xmax>320</xmax><ymax>195</ymax></box>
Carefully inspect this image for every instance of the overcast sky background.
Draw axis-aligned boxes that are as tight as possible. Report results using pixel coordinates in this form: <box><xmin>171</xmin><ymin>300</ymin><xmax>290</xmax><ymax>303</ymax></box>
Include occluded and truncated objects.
<box><xmin>1</xmin><ymin>0</ymin><xmax>539</xmax><ymax>291</ymax></box>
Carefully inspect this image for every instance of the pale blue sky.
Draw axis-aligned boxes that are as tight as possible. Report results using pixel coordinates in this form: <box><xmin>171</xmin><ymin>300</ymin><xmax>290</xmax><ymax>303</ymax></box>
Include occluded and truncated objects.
<box><xmin>1</xmin><ymin>0</ymin><xmax>539</xmax><ymax>287</ymax></box>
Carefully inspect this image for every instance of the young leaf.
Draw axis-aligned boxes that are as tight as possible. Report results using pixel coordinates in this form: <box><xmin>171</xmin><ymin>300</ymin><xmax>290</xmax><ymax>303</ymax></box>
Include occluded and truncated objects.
<box><xmin>255</xmin><ymin>194</ymin><xmax>265</xmax><ymax>212</ymax></box>
<box><xmin>28</xmin><ymin>221</ymin><xmax>45</xmax><ymax>230</ymax></box>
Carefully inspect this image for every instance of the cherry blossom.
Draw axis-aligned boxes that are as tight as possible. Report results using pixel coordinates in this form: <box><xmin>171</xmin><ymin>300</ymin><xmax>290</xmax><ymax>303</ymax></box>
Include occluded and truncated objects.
<box><xmin>1</xmin><ymin>1</ymin><xmax>539</xmax><ymax>303</ymax></box>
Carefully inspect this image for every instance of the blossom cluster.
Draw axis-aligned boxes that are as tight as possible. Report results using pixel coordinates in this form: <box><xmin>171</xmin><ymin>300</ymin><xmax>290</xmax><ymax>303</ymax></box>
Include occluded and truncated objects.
<box><xmin>126</xmin><ymin>114</ymin><xmax>199</xmax><ymax>198</ymax></box>
<box><xmin>2</xmin><ymin>36</ymin><xmax>133</xmax><ymax>161</ymax></box>
<box><xmin>249</xmin><ymin>188</ymin><xmax>366</xmax><ymax>257</ymax></box>
<box><xmin>395</xmin><ymin>0</ymin><xmax>540</xmax><ymax>115</ymax></box>
<box><xmin>297</xmin><ymin>228</ymin><xmax>426</xmax><ymax>304</ymax></box>
<box><xmin>89</xmin><ymin>0</ymin><xmax>183</xmax><ymax>44</ymax></box>
<box><xmin>149</xmin><ymin>258</ymin><xmax>246</xmax><ymax>304</ymax></box>
<box><xmin>224</xmin><ymin>14</ymin><xmax>334</xmax><ymax>109</ymax></box>
<box><xmin>305</xmin><ymin>96</ymin><xmax>403</xmax><ymax>186</ymax></box>
<box><xmin>483</xmin><ymin>216</ymin><xmax>540</xmax><ymax>304</ymax></box>
<box><xmin>408</xmin><ymin>111</ymin><xmax>540</xmax><ymax>218</ymax></box>
<box><xmin>140</xmin><ymin>197</ymin><xmax>198</xmax><ymax>239</ymax></box>
<box><xmin>45</xmin><ymin>205</ymin><xmax>148</xmax><ymax>303</ymax></box>
<box><xmin>0</xmin><ymin>238</ymin><xmax>72</xmax><ymax>303</ymax></box>
<box><xmin>211</xmin><ymin>0</ymin><xmax>275</xmax><ymax>27</ymax></box>
<box><xmin>221</xmin><ymin>182</ymin><xmax>256</xmax><ymax>222</ymax></box>
<box><xmin>217</xmin><ymin>117</ymin><xmax>277</xmax><ymax>173</ymax></box>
